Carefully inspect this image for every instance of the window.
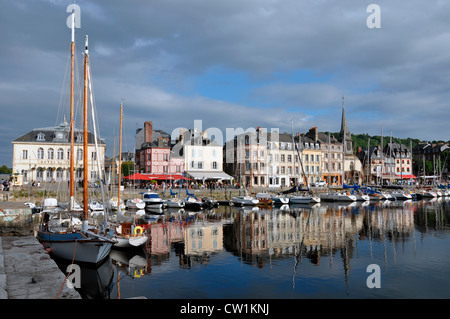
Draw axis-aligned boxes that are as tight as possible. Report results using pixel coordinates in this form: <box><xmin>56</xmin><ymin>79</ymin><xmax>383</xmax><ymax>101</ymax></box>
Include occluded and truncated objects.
<box><xmin>281</xmin><ymin>155</ymin><xmax>285</xmax><ymax>162</ymax></box>
<box><xmin>212</xmin><ymin>161</ymin><xmax>218</xmax><ymax>169</ymax></box>
<box><xmin>37</xmin><ymin>148</ymin><xmax>44</xmax><ymax>160</ymax></box>
<box><xmin>57</xmin><ymin>148</ymin><xmax>64</xmax><ymax>160</ymax></box>
<box><xmin>22</xmin><ymin>150</ymin><xmax>28</xmax><ymax>160</ymax></box>
<box><xmin>287</xmin><ymin>155</ymin><xmax>292</xmax><ymax>162</ymax></box>
<box><xmin>77</xmin><ymin>149</ymin><xmax>83</xmax><ymax>161</ymax></box>
<box><xmin>198</xmin><ymin>161</ymin><xmax>203</xmax><ymax>169</ymax></box>
<box><xmin>36</xmin><ymin>132</ymin><xmax>45</xmax><ymax>141</ymax></box>
<box><xmin>163</xmin><ymin>154</ymin><xmax>168</xmax><ymax>161</ymax></box>
<box><xmin>46</xmin><ymin>168</ymin><xmax>53</xmax><ymax>181</ymax></box>
<box><xmin>48</xmin><ymin>148</ymin><xmax>54</xmax><ymax>160</ymax></box>
<box><xmin>91</xmin><ymin>152</ymin><xmax>96</xmax><ymax>161</ymax></box>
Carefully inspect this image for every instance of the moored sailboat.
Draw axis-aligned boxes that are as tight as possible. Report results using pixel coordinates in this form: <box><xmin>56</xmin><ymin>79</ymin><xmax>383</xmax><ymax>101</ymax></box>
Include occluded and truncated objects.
<box><xmin>37</xmin><ymin>19</ymin><xmax>115</xmax><ymax>264</ymax></box>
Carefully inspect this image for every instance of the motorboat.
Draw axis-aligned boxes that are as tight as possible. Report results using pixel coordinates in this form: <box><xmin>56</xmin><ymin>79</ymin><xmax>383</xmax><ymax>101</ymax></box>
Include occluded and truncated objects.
<box><xmin>232</xmin><ymin>195</ymin><xmax>259</xmax><ymax>206</ymax></box>
<box><xmin>109</xmin><ymin>197</ymin><xmax>126</xmax><ymax>211</ymax></box>
<box><xmin>125</xmin><ymin>198</ymin><xmax>146</xmax><ymax>210</ymax></box>
<box><xmin>164</xmin><ymin>197</ymin><xmax>185</xmax><ymax>208</ymax></box>
<box><xmin>320</xmin><ymin>192</ymin><xmax>357</xmax><ymax>202</ymax></box>
<box><xmin>353</xmin><ymin>192</ymin><xmax>370</xmax><ymax>201</ymax></box>
<box><xmin>184</xmin><ymin>196</ymin><xmax>203</xmax><ymax>210</ymax></box>
<box><xmin>289</xmin><ymin>195</ymin><xmax>321</xmax><ymax>204</ymax></box>
<box><xmin>389</xmin><ymin>191</ymin><xmax>413</xmax><ymax>200</ymax></box>
<box><xmin>89</xmin><ymin>199</ymin><xmax>104</xmax><ymax>212</ymax></box>
<box><xmin>201</xmin><ymin>197</ymin><xmax>219</xmax><ymax>209</ymax></box>
<box><xmin>142</xmin><ymin>191</ymin><xmax>164</xmax><ymax>209</ymax></box>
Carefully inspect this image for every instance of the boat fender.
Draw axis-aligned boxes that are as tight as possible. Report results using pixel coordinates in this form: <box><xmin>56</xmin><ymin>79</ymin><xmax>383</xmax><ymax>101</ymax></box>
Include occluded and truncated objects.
<box><xmin>134</xmin><ymin>226</ymin><xmax>144</xmax><ymax>235</ymax></box>
<box><xmin>45</xmin><ymin>248</ymin><xmax>52</xmax><ymax>253</ymax></box>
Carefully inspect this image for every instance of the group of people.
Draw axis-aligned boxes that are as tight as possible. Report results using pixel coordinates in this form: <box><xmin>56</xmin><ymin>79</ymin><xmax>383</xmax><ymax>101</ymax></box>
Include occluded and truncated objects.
<box><xmin>0</xmin><ymin>179</ymin><xmax>12</xmax><ymax>191</ymax></box>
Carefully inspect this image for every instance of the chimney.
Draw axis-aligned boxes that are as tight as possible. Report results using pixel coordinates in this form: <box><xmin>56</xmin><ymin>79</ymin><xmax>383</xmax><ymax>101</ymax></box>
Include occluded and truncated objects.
<box><xmin>144</xmin><ymin>121</ymin><xmax>153</xmax><ymax>143</ymax></box>
<box><xmin>308</xmin><ymin>127</ymin><xmax>318</xmax><ymax>142</ymax></box>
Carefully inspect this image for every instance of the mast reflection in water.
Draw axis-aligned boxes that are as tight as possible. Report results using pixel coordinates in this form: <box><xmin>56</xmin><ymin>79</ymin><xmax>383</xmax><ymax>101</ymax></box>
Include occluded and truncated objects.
<box><xmin>54</xmin><ymin>198</ymin><xmax>450</xmax><ymax>299</ymax></box>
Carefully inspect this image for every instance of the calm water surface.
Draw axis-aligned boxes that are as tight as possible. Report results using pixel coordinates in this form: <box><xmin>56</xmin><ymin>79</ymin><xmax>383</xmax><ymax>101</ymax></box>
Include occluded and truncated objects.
<box><xmin>55</xmin><ymin>197</ymin><xmax>450</xmax><ymax>299</ymax></box>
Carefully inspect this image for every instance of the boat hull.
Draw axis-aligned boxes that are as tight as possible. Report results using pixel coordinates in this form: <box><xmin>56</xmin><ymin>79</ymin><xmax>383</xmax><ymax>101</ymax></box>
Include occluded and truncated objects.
<box><xmin>37</xmin><ymin>231</ymin><xmax>113</xmax><ymax>264</ymax></box>
<box><xmin>113</xmin><ymin>235</ymin><xmax>148</xmax><ymax>248</ymax></box>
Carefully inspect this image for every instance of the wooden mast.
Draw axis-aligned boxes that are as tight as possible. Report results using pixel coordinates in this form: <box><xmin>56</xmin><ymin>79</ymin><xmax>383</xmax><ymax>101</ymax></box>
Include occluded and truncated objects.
<box><xmin>83</xmin><ymin>35</ymin><xmax>89</xmax><ymax>219</ymax></box>
<box><xmin>117</xmin><ymin>103</ymin><xmax>123</xmax><ymax>211</ymax></box>
<box><xmin>69</xmin><ymin>10</ymin><xmax>76</xmax><ymax>211</ymax></box>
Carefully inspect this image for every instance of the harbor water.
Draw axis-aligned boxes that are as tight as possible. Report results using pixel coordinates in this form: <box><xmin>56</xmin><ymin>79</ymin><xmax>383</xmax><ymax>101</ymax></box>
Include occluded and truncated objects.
<box><xmin>51</xmin><ymin>197</ymin><xmax>450</xmax><ymax>299</ymax></box>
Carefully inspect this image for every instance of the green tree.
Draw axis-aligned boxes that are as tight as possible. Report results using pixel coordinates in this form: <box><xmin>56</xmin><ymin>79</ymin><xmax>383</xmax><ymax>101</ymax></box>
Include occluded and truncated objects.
<box><xmin>0</xmin><ymin>165</ymin><xmax>12</xmax><ymax>174</ymax></box>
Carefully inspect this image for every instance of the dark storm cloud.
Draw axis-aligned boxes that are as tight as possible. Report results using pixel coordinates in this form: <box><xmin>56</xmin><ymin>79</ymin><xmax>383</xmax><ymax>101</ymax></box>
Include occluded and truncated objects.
<box><xmin>1</xmin><ymin>0</ymin><xmax>450</xmax><ymax>167</ymax></box>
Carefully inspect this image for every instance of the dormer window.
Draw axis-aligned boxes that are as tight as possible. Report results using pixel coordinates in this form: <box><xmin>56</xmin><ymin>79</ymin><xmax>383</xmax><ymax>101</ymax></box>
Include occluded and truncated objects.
<box><xmin>36</xmin><ymin>132</ymin><xmax>45</xmax><ymax>141</ymax></box>
<box><xmin>76</xmin><ymin>134</ymin><xmax>83</xmax><ymax>143</ymax></box>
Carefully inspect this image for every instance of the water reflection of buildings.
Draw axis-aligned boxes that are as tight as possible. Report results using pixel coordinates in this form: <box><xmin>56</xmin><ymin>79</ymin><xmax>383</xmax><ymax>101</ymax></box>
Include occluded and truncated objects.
<box><xmin>144</xmin><ymin>212</ymin><xmax>225</xmax><ymax>268</ymax></box>
<box><xmin>226</xmin><ymin>202</ymin><xmax>416</xmax><ymax>269</ymax></box>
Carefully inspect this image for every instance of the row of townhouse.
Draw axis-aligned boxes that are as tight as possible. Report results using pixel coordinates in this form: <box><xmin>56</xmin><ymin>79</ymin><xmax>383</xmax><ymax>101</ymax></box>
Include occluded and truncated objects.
<box><xmin>356</xmin><ymin>143</ymin><xmax>414</xmax><ymax>185</ymax></box>
<box><xmin>223</xmin><ymin>126</ymin><xmax>357</xmax><ymax>188</ymax></box>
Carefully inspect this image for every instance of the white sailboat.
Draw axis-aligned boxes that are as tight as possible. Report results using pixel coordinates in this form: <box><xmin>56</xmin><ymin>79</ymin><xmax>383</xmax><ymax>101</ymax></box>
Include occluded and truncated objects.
<box><xmin>108</xmin><ymin>104</ymin><xmax>148</xmax><ymax>248</ymax></box>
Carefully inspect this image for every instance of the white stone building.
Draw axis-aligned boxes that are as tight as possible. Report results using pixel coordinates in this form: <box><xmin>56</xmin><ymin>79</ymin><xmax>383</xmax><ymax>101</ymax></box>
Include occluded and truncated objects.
<box><xmin>172</xmin><ymin>129</ymin><xmax>232</xmax><ymax>182</ymax></box>
<box><xmin>11</xmin><ymin>121</ymin><xmax>106</xmax><ymax>186</ymax></box>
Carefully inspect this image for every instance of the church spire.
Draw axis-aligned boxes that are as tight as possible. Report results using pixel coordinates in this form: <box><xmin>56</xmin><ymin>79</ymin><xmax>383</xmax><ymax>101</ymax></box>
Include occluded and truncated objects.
<box><xmin>339</xmin><ymin>96</ymin><xmax>353</xmax><ymax>155</ymax></box>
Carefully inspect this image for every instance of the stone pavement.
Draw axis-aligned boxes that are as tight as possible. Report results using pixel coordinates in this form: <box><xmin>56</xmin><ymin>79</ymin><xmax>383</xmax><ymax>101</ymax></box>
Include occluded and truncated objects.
<box><xmin>0</xmin><ymin>236</ymin><xmax>80</xmax><ymax>299</ymax></box>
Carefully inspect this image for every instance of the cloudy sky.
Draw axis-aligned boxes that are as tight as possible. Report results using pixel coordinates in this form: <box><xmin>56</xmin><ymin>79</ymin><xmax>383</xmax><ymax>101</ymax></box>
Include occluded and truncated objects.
<box><xmin>2</xmin><ymin>0</ymin><xmax>450</xmax><ymax>168</ymax></box>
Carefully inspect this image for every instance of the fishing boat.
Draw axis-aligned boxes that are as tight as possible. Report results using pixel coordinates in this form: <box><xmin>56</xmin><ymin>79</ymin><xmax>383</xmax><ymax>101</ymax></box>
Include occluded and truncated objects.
<box><xmin>255</xmin><ymin>193</ymin><xmax>273</xmax><ymax>206</ymax></box>
<box><xmin>37</xmin><ymin>18</ymin><xmax>115</xmax><ymax>264</ymax></box>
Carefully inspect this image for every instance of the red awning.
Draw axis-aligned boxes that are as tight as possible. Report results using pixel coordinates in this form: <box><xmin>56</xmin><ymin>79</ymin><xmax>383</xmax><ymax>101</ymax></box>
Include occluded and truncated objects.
<box><xmin>396</xmin><ymin>174</ymin><xmax>416</xmax><ymax>179</ymax></box>
<box><xmin>123</xmin><ymin>173</ymin><xmax>190</xmax><ymax>181</ymax></box>
<box><xmin>123</xmin><ymin>173</ymin><xmax>153</xmax><ymax>180</ymax></box>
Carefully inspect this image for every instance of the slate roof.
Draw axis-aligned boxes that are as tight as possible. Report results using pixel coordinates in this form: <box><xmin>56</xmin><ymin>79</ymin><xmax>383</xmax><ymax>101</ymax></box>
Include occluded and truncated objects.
<box><xmin>12</xmin><ymin>122</ymin><xmax>106</xmax><ymax>145</ymax></box>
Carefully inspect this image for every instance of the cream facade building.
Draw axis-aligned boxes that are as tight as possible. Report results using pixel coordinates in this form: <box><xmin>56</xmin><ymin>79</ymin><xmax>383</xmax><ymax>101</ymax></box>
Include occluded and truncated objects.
<box><xmin>11</xmin><ymin>121</ymin><xmax>106</xmax><ymax>186</ymax></box>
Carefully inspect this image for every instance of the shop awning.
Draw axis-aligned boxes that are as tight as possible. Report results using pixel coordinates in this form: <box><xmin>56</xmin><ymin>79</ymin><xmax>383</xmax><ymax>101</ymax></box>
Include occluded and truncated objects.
<box><xmin>123</xmin><ymin>173</ymin><xmax>190</xmax><ymax>180</ymax></box>
<box><xmin>186</xmin><ymin>171</ymin><xmax>233</xmax><ymax>180</ymax></box>
<box><xmin>396</xmin><ymin>174</ymin><xmax>417</xmax><ymax>179</ymax></box>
